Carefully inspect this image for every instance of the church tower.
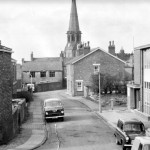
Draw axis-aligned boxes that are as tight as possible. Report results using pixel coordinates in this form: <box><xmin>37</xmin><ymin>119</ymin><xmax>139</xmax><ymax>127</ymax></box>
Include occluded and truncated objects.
<box><xmin>64</xmin><ymin>0</ymin><xmax>82</xmax><ymax>58</ymax></box>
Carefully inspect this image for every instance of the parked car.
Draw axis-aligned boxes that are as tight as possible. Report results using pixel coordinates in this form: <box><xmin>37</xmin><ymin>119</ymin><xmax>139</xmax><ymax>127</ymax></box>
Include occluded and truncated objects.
<box><xmin>131</xmin><ymin>136</ymin><xmax>150</xmax><ymax>150</ymax></box>
<box><xmin>114</xmin><ymin>119</ymin><xmax>146</xmax><ymax>150</ymax></box>
<box><xmin>43</xmin><ymin>98</ymin><xmax>64</xmax><ymax>121</ymax></box>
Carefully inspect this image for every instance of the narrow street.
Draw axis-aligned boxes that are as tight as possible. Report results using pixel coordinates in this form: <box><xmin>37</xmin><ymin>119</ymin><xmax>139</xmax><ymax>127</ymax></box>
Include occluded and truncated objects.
<box><xmin>35</xmin><ymin>90</ymin><xmax>121</xmax><ymax>150</ymax></box>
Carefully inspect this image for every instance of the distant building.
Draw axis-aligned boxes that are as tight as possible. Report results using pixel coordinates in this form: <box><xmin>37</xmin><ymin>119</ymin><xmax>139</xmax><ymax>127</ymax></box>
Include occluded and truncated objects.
<box><xmin>127</xmin><ymin>44</ymin><xmax>150</xmax><ymax>119</ymax></box>
<box><xmin>22</xmin><ymin>52</ymin><xmax>63</xmax><ymax>92</ymax></box>
<box><xmin>16</xmin><ymin>64</ymin><xmax>22</xmax><ymax>91</ymax></box>
<box><xmin>67</xmin><ymin>47</ymin><xmax>126</xmax><ymax>96</ymax></box>
<box><xmin>108</xmin><ymin>41</ymin><xmax>133</xmax><ymax>80</ymax></box>
<box><xmin>108</xmin><ymin>41</ymin><xmax>133</xmax><ymax>61</ymax></box>
<box><xmin>11</xmin><ymin>58</ymin><xmax>18</xmax><ymax>97</ymax></box>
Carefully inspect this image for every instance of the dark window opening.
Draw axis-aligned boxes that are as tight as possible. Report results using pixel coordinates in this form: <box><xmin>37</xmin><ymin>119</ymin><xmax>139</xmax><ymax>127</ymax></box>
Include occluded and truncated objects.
<box><xmin>30</xmin><ymin>71</ymin><xmax>35</xmax><ymax>78</ymax></box>
<box><xmin>40</xmin><ymin>71</ymin><xmax>46</xmax><ymax>77</ymax></box>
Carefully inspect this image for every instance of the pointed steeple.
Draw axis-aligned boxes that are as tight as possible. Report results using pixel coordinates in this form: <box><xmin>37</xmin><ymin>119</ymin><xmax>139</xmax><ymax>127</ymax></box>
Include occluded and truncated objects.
<box><xmin>68</xmin><ymin>0</ymin><xmax>80</xmax><ymax>32</ymax></box>
<box><xmin>64</xmin><ymin>0</ymin><xmax>82</xmax><ymax>58</ymax></box>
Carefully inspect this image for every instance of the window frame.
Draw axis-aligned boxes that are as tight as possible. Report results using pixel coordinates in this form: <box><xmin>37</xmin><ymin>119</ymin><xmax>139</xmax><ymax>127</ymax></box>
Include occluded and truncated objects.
<box><xmin>30</xmin><ymin>71</ymin><xmax>35</xmax><ymax>78</ymax></box>
<box><xmin>76</xmin><ymin>80</ymin><xmax>83</xmax><ymax>91</ymax></box>
<box><xmin>49</xmin><ymin>71</ymin><xmax>55</xmax><ymax>77</ymax></box>
<box><xmin>40</xmin><ymin>71</ymin><xmax>46</xmax><ymax>78</ymax></box>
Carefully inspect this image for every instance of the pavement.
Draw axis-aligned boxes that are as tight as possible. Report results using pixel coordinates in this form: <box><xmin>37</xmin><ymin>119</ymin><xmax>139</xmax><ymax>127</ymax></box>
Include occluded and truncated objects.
<box><xmin>72</xmin><ymin>96</ymin><xmax>150</xmax><ymax>130</ymax></box>
<box><xmin>5</xmin><ymin>96</ymin><xmax>47</xmax><ymax>150</ymax></box>
<box><xmin>1</xmin><ymin>92</ymin><xmax>150</xmax><ymax>150</ymax></box>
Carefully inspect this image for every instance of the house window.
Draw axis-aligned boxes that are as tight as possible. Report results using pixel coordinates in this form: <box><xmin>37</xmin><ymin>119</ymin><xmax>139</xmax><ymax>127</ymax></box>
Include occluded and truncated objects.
<box><xmin>30</xmin><ymin>71</ymin><xmax>35</xmax><ymax>78</ymax></box>
<box><xmin>49</xmin><ymin>71</ymin><xmax>55</xmax><ymax>77</ymax></box>
<box><xmin>76</xmin><ymin>80</ymin><xmax>83</xmax><ymax>91</ymax></box>
<box><xmin>40</xmin><ymin>71</ymin><xmax>46</xmax><ymax>77</ymax></box>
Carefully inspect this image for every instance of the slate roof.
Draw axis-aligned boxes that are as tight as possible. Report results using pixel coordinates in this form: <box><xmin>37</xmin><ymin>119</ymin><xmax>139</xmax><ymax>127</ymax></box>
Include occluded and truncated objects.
<box><xmin>33</xmin><ymin>57</ymin><xmax>61</xmax><ymax>62</ymax></box>
<box><xmin>22</xmin><ymin>57</ymin><xmax>63</xmax><ymax>72</ymax></box>
<box><xmin>0</xmin><ymin>45</ymin><xmax>13</xmax><ymax>53</ymax></box>
<box><xmin>66</xmin><ymin>47</ymin><xmax>126</xmax><ymax>65</ymax></box>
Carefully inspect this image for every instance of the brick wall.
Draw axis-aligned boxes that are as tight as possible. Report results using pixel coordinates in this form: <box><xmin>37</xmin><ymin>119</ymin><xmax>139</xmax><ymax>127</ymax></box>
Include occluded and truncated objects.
<box><xmin>0</xmin><ymin>51</ymin><xmax>13</xmax><ymax>143</ymax></box>
<box><xmin>73</xmin><ymin>50</ymin><xmax>125</xmax><ymax>96</ymax></box>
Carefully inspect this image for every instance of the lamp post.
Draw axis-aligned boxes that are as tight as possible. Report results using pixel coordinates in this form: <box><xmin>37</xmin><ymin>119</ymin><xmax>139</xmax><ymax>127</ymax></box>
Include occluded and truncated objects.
<box><xmin>29</xmin><ymin>71</ymin><xmax>32</xmax><ymax>84</ymax></box>
<box><xmin>93</xmin><ymin>64</ymin><xmax>102</xmax><ymax>113</ymax></box>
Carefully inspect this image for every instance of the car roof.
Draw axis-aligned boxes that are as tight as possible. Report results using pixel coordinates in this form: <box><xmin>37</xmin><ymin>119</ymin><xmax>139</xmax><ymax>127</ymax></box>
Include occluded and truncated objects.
<box><xmin>118</xmin><ymin>118</ymin><xmax>142</xmax><ymax>124</ymax></box>
<box><xmin>135</xmin><ymin>137</ymin><xmax>150</xmax><ymax>145</ymax></box>
<box><xmin>44</xmin><ymin>98</ymin><xmax>61</xmax><ymax>103</ymax></box>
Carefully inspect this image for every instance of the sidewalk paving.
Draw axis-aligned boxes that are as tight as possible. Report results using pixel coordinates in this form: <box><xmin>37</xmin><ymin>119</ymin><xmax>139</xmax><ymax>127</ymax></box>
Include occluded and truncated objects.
<box><xmin>69</xmin><ymin>95</ymin><xmax>150</xmax><ymax>133</ymax></box>
<box><xmin>0</xmin><ymin>96</ymin><xmax>47</xmax><ymax>150</ymax></box>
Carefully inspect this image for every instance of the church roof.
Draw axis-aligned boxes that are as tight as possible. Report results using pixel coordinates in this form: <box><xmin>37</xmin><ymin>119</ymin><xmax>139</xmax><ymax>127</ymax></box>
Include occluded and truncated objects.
<box><xmin>22</xmin><ymin>57</ymin><xmax>63</xmax><ymax>72</ymax></box>
<box><xmin>68</xmin><ymin>0</ymin><xmax>80</xmax><ymax>32</ymax></box>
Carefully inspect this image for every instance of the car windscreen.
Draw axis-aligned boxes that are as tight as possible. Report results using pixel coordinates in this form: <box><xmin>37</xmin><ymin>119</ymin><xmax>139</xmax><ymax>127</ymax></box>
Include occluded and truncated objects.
<box><xmin>124</xmin><ymin>123</ymin><xmax>144</xmax><ymax>132</ymax></box>
<box><xmin>45</xmin><ymin>101</ymin><xmax>62</xmax><ymax>107</ymax></box>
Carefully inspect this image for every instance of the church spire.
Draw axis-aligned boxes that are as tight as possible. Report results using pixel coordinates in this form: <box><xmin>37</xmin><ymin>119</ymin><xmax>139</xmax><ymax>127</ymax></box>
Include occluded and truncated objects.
<box><xmin>68</xmin><ymin>0</ymin><xmax>80</xmax><ymax>32</ymax></box>
<box><xmin>64</xmin><ymin>0</ymin><xmax>82</xmax><ymax>58</ymax></box>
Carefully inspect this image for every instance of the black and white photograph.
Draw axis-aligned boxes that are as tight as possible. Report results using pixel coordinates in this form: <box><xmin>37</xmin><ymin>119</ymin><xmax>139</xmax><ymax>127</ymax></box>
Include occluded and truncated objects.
<box><xmin>0</xmin><ymin>0</ymin><xmax>150</xmax><ymax>150</ymax></box>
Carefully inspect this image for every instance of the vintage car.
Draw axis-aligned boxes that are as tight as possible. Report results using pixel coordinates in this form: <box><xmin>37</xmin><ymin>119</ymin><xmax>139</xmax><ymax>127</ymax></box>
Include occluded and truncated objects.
<box><xmin>131</xmin><ymin>136</ymin><xmax>150</xmax><ymax>150</ymax></box>
<box><xmin>43</xmin><ymin>98</ymin><xmax>64</xmax><ymax>121</ymax></box>
<box><xmin>114</xmin><ymin>119</ymin><xmax>146</xmax><ymax>150</ymax></box>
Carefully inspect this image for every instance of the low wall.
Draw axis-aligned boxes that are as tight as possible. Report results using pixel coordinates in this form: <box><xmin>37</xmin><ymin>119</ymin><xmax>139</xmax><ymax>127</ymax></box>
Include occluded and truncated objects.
<box><xmin>12</xmin><ymin>107</ymin><xmax>19</xmax><ymax>137</ymax></box>
<box><xmin>17</xmin><ymin>98</ymin><xmax>26</xmax><ymax>124</ymax></box>
<box><xmin>36</xmin><ymin>82</ymin><xmax>62</xmax><ymax>92</ymax></box>
<box><xmin>11</xmin><ymin>98</ymin><xmax>27</xmax><ymax>140</ymax></box>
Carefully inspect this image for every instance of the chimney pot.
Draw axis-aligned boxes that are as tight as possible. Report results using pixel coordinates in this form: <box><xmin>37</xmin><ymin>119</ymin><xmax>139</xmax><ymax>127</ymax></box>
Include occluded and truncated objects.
<box><xmin>109</xmin><ymin>41</ymin><xmax>111</xmax><ymax>46</ymax></box>
<box><xmin>112</xmin><ymin>41</ymin><xmax>114</xmax><ymax>45</ymax></box>
<box><xmin>87</xmin><ymin>41</ymin><xmax>90</xmax><ymax>47</ymax></box>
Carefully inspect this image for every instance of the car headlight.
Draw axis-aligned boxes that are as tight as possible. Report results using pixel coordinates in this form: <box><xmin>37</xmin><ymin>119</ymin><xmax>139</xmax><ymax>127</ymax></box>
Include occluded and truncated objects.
<box><xmin>125</xmin><ymin>136</ymin><xmax>129</xmax><ymax>141</ymax></box>
<box><xmin>45</xmin><ymin>112</ymin><xmax>48</xmax><ymax>115</ymax></box>
<box><xmin>61</xmin><ymin>110</ymin><xmax>64</xmax><ymax>113</ymax></box>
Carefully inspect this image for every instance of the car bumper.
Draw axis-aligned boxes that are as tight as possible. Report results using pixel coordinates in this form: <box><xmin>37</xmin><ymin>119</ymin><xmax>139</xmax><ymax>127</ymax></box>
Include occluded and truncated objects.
<box><xmin>124</xmin><ymin>144</ymin><xmax>132</xmax><ymax>147</ymax></box>
<box><xmin>45</xmin><ymin>115</ymin><xmax>64</xmax><ymax>119</ymax></box>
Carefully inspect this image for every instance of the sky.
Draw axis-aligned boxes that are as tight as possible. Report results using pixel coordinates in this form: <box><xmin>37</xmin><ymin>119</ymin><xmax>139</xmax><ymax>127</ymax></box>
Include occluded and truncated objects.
<box><xmin>0</xmin><ymin>0</ymin><xmax>150</xmax><ymax>63</ymax></box>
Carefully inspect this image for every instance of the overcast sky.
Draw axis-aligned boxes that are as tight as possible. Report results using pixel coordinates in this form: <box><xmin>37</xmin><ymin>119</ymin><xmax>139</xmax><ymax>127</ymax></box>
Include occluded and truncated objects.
<box><xmin>0</xmin><ymin>0</ymin><xmax>150</xmax><ymax>63</ymax></box>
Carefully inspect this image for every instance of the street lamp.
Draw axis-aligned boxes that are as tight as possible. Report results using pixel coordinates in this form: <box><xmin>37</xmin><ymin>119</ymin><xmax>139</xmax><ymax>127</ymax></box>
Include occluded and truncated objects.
<box><xmin>93</xmin><ymin>63</ymin><xmax>102</xmax><ymax>113</ymax></box>
<box><xmin>29</xmin><ymin>71</ymin><xmax>32</xmax><ymax>84</ymax></box>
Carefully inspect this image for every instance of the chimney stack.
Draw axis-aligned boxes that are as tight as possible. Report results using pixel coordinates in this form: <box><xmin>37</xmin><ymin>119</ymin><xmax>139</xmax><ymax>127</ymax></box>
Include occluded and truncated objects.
<box><xmin>108</xmin><ymin>41</ymin><xmax>115</xmax><ymax>55</ymax></box>
<box><xmin>31</xmin><ymin>52</ymin><xmax>33</xmax><ymax>61</ymax></box>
